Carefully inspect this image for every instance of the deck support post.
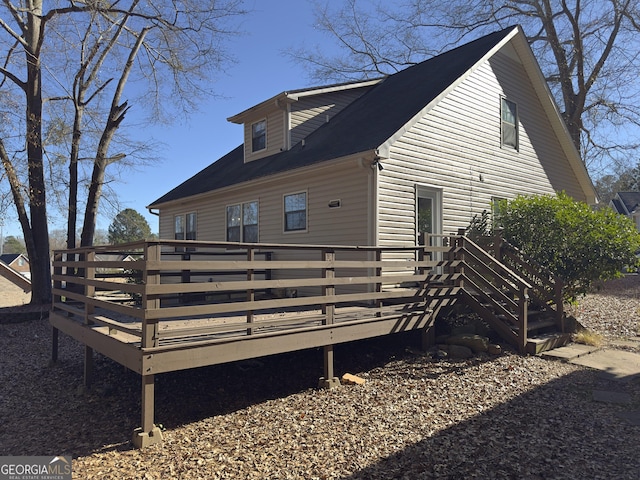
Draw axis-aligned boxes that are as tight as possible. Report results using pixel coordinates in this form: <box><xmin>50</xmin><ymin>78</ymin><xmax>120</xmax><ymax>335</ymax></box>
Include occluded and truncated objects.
<box><xmin>51</xmin><ymin>252</ymin><xmax>62</xmax><ymax>364</ymax></box>
<box><xmin>132</xmin><ymin>243</ymin><xmax>164</xmax><ymax>448</ymax></box>
<box><xmin>132</xmin><ymin>374</ymin><xmax>163</xmax><ymax>448</ymax></box>
<box><xmin>318</xmin><ymin>345</ymin><xmax>340</xmax><ymax>389</ymax></box>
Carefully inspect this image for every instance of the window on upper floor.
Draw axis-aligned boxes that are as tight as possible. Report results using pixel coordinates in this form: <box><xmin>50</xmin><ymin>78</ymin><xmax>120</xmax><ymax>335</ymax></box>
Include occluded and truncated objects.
<box><xmin>227</xmin><ymin>201</ymin><xmax>259</xmax><ymax>242</ymax></box>
<box><xmin>251</xmin><ymin>119</ymin><xmax>266</xmax><ymax>152</ymax></box>
<box><xmin>501</xmin><ymin>97</ymin><xmax>518</xmax><ymax>150</ymax></box>
<box><xmin>284</xmin><ymin>192</ymin><xmax>307</xmax><ymax>232</ymax></box>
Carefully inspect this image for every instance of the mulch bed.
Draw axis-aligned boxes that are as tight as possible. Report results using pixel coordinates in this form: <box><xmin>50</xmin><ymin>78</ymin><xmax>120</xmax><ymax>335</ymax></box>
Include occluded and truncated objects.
<box><xmin>0</xmin><ymin>278</ymin><xmax>638</xmax><ymax>479</ymax></box>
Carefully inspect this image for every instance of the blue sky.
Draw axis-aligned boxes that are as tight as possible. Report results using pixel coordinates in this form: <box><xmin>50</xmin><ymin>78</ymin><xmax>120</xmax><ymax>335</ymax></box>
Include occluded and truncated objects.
<box><xmin>2</xmin><ymin>0</ymin><xmax>331</xmax><ymax>239</ymax></box>
<box><xmin>113</xmin><ymin>0</ymin><xmax>329</xmax><ymax>235</ymax></box>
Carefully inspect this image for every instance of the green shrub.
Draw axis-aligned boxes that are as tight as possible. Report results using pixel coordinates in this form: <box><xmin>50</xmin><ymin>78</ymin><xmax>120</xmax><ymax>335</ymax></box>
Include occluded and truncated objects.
<box><xmin>497</xmin><ymin>192</ymin><xmax>640</xmax><ymax>301</ymax></box>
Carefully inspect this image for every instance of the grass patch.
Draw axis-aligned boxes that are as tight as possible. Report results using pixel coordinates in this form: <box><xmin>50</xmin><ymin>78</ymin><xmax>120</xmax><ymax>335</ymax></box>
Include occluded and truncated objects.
<box><xmin>573</xmin><ymin>329</ymin><xmax>604</xmax><ymax>347</ymax></box>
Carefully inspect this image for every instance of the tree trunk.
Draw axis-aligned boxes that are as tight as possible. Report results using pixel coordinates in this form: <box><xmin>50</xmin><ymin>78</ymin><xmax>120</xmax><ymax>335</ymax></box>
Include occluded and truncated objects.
<box><xmin>24</xmin><ymin>2</ymin><xmax>52</xmax><ymax>305</ymax></box>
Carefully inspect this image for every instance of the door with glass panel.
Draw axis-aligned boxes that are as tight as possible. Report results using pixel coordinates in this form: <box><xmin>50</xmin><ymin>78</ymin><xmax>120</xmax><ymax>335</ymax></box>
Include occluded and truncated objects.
<box><xmin>416</xmin><ymin>187</ymin><xmax>442</xmax><ymax>268</ymax></box>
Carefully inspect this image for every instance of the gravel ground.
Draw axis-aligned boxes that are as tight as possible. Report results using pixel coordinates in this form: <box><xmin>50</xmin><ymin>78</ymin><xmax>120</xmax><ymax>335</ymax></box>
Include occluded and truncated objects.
<box><xmin>0</xmin><ymin>276</ymin><xmax>638</xmax><ymax>479</ymax></box>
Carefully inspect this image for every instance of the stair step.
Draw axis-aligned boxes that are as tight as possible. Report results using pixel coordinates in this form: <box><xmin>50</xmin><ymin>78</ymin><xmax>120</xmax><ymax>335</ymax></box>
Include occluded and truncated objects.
<box><xmin>526</xmin><ymin>332</ymin><xmax>572</xmax><ymax>355</ymax></box>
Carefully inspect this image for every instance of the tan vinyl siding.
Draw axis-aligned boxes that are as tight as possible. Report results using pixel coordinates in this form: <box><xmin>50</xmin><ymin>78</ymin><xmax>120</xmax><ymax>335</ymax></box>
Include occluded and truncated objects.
<box><xmin>157</xmin><ymin>158</ymin><xmax>372</xmax><ymax>294</ymax></box>
<box><xmin>380</xmin><ymin>50</ymin><xmax>586</xmax><ymax>246</ymax></box>
<box><xmin>159</xmin><ymin>158</ymin><xmax>371</xmax><ymax>246</ymax></box>
<box><xmin>290</xmin><ymin>88</ymin><xmax>371</xmax><ymax>147</ymax></box>
<box><xmin>243</xmin><ymin>110</ymin><xmax>286</xmax><ymax>162</ymax></box>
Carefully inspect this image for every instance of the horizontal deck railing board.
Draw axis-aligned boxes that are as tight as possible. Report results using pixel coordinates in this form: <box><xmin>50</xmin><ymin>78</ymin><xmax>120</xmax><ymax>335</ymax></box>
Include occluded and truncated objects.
<box><xmin>52</xmin><ymin>302</ymin><xmax>86</xmax><ymax>318</ymax></box>
<box><xmin>53</xmin><ymin>288</ymin><xmax>146</xmax><ymax>319</ymax></box>
<box><xmin>53</xmin><ymin>275</ymin><xmax>146</xmax><ymax>295</ymax></box>
<box><xmin>155</xmin><ymin>303</ymin><xmax>432</xmax><ymax>340</ymax></box>
<box><xmin>142</xmin><ymin>308</ymin><xmax>432</xmax><ymax>355</ymax></box>
<box><xmin>52</xmin><ymin>259</ymin><xmax>146</xmax><ymax>270</ymax></box>
<box><xmin>144</xmin><ymin>289</ymin><xmax>428</xmax><ymax>319</ymax></box>
<box><xmin>144</xmin><ymin>259</ymin><xmax>435</xmax><ymax>271</ymax></box>
<box><xmin>144</xmin><ymin>273</ymin><xmax>428</xmax><ymax>295</ymax></box>
<box><xmin>88</xmin><ymin>315</ymin><xmax>143</xmax><ymax>337</ymax></box>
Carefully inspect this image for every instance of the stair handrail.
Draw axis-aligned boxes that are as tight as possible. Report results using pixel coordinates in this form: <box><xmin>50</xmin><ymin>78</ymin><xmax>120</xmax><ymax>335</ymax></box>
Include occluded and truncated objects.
<box><xmin>454</xmin><ymin>232</ymin><xmax>533</xmax><ymax>352</ymax></box>
<box><xmin>458</xmin><ymin>234</ymin><xmax>533</xmax><ymax>292</ymax></box>
<box><xmin>491</xmin><ymin>230</ymin><xmax>564</xmax><ymax>330</ymax></box>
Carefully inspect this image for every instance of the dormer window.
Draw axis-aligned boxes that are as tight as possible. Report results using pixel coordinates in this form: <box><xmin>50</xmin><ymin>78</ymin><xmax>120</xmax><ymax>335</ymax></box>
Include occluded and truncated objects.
<box><xmin>252</xmin><ymin>119</ymin><xmax>266</xmax><ymax>152</ymax></box>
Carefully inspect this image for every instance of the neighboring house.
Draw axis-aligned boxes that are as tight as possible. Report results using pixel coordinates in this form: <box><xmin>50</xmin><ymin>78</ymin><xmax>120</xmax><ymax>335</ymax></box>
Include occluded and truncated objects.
<box><xmin>94</xmin><ymin>253</ymin><xmax>136</xmax><ymax>275</ymax></box>
<box><xmin>610</xmin><ymin>192</ymin><xmax>640</xmax><ymax>230</ymax></box>
<box><xmin>0</xmin><ymin>253</ymin><xmax>30</xmax><ymax>277</ymax></box>
<box><xmin>0</xmin><ymin>253</ymin><xmax>31</xmax><ymax>293</ymax></box>
<box><xmin>148</xmin><ymin>26</ymin><xmax>596</xmax><ymax>255</ymax></box>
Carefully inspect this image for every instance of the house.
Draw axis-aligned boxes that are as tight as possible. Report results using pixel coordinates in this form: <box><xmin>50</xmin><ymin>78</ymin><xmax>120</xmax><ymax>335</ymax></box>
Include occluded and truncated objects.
<box><xmin>54</xmin><ymin>27</ymin><xmax>600</xmax><ymax>445</ymax></box>
<box><xmin>148</xmin><ymin>25</ymin><xmax>596</xmax><ymax>254</ymax></box>
<box><xmin>610</xmin><ymin>192</ymin><xmax>640</xmax><ymax>229</ymax></box>
<box><xmin>0</xmin><ymin>253</ymin><xmax>31</xmax><ymax>293</ymax></box>
<box><xmin>0</xmin><ymin>253</ymin><xmax>29</xmax><ymax>277</ymax></box>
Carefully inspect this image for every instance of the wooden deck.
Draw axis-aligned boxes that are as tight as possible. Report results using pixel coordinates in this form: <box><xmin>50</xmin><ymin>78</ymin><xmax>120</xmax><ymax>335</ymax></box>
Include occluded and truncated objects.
<box><xmin>49</xmin><ymin>234</ymin><xmax>566</xmax><ymax>447</ymax></box>
<box><xmin>50</xmin><ymin>238</ymin><xmax>457</xmax><ymax>447</ymax></box>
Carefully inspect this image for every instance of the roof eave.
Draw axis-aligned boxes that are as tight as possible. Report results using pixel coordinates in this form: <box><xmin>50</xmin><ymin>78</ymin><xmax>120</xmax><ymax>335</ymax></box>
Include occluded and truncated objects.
<box><xmin>148</xmin><ymin>150</ymin><xmax>377</xmax><ymax>209</ymax></box>
<box><xmin>227</xmin><ymin>79</ymin><xmax>386</xmax><ymax>124</ymax></box>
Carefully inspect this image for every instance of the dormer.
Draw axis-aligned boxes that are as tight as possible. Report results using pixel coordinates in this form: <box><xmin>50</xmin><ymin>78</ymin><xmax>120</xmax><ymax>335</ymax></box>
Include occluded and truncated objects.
<box><xmin>227</xmin><ymin>79</ymin><xmax>383</xmax><ymax>163</ymax></box>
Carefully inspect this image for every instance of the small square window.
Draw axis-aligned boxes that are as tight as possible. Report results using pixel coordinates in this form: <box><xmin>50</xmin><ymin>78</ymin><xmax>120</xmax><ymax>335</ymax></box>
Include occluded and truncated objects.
<box><xmin>284</xmin><ymin>192</ymin><xmax>307</xmax><ymax>232</ymax></box>
<box><xmin>252</xmin><ymin>120</ymin><xmax>266</xmax><ymax>152</ymax></box>
<box><xmin>501</xmin><ymin>98</ymin><xmax>518</xmax><ymax>149</ymax></box>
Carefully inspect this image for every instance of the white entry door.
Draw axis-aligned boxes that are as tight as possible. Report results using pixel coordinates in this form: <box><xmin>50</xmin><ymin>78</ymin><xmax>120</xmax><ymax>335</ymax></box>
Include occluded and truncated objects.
<box><xmin>416</xmin><ymin>186</ymin><xmax>443</xmax><ymax>271</ymax></box>
<box><xmin>416</xmin><ymin>186</ymin><xmax>442</xmax><ymax>240</ymax></box>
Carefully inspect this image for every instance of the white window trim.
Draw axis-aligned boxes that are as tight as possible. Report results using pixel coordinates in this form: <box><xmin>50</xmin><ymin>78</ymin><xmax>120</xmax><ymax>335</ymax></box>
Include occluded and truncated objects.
<box><xmin>500</xmin><ymin>97</ymin><xmax>519</xmax><ymax>151</ymax></box>
<box><xmin>283</xmin><ymin>190</ymin><xmax>308</xmax><ymax>234</ymax></box>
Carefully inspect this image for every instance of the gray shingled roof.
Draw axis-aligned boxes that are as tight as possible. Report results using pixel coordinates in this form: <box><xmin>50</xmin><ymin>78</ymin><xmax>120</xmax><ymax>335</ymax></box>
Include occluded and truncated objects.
<box><xmin>614</xmin><ymin>192</ymin><xmax>640</xmax><ymax>214</ymax></box>
<box><xmin>149</xmin><ymin>27</ymin><xmax>516</xmax><ymax>207</ymax></box>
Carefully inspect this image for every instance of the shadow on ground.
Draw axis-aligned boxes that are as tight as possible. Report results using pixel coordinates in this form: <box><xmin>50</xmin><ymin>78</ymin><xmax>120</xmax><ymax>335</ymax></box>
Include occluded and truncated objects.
<box><xmin>0</xmin><ymin>323</ymin><xmax>429</xmax><ymax>457</ymax></box>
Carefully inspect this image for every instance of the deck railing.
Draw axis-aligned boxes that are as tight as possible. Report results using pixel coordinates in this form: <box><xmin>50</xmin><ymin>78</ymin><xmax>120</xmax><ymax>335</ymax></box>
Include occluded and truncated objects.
<box><xmin>52</xmin><ymin>238</ymin><xmax>453</xmax><ymax>353</ymax></box>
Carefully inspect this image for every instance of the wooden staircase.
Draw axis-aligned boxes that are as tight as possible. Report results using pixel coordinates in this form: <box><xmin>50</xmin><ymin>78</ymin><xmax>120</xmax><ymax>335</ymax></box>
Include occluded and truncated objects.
<box><xmin>434</xmin><ymin>231</ymin><xmax>571</xmax><ymax>354</ymax></box>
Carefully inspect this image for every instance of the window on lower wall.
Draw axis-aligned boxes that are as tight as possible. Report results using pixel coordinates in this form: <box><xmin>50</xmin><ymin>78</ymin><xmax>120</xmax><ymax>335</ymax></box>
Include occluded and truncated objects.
<box><xmin>227</xmin><ymin>201</ymin><xmax>259</xmax><ymax>242</ymax></box>
<box><xmin>491</xmin><ymin>197</ymin><xmax>506</xmax><ymax>228</ymax></box>
<box><xmin>284</xmin><ymin>191</ymin><xmax>307</xmax><ymax>232</ymax></box>
<box><xmin>174</xmin><ymin>215</ymin><xmax>184</xmax><ymax>241</ymax></box>
<box><xmin>501</xmin><ymin>97</ymin><xmax>518</xmax><ymax>150</ymax></box>
<box><xmin>174</xmin><ymin>212</ymin><xmax>197</xmax><ymax>251</ymax></box>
